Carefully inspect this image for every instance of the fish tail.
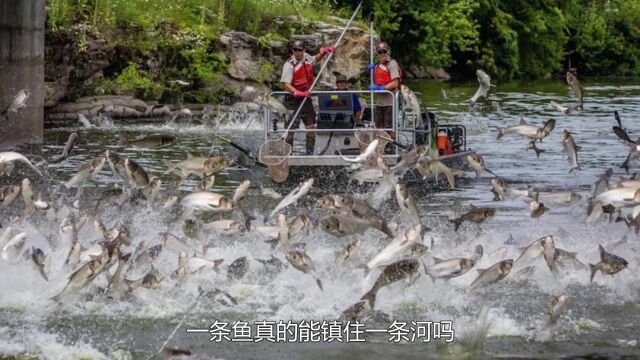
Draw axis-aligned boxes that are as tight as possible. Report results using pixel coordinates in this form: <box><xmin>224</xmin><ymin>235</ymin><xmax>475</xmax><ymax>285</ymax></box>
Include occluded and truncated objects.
<box><xmin>50</xmin><ymin>293</ymin><xmax>63</xmax><ymax>304</ymax></box>
<box><xmin>161</xmin><ymin>160</ymin><xmax>177</xmax><ymax>175</ymax></box>
<box><xmin>496</xmin><ymin>128</ymin><xmax>504</xmax><ymax>140</ymax></box>
<box><xmin>360</xmin><ymin>289</ymin><xmax>377</xmax><ymax>309</ymax></box>
<box><xmin>445</xmin><ymin>172</ymin><xmax>456</xmax><ymax>189</ymax></box>
<box><xmin>589</xmin><ymin>263</ymin><xmax>598</xmax><ymax>283</ymax></box>
<box><xmin>380</xmin><ymin>220</ymin><xmax>394</xmax><ymax>238</ymax></box>
<box><xmin>534</xmin><ymin>148</ymin><xmax>545</xmax><ymax>158</ymax></box>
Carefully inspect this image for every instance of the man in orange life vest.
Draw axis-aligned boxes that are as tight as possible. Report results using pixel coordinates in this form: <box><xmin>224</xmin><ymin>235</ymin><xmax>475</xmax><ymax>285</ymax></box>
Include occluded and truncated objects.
<box><xmin>280</xmin><ymin>40</ymin><xmax>335</xmax><ymax>154</ymax></box>
<box><xmin>368</xmin><ymin>42</ymin><xmax>401</xmax><ymax>141</ymax></box>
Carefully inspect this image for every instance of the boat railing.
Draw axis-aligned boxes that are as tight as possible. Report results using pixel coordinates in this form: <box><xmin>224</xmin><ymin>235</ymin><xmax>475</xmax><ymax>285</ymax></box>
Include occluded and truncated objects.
<box><xmin>265</xmin><ymin>90</ymin><xmax>433</xmax><ymax>151</ymax></box>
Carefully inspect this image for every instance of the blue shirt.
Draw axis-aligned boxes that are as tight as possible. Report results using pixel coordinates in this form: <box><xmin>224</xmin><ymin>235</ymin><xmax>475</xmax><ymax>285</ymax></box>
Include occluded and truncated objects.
<box><xmin>352</xmin><ymin>94</ymin><xmax>362</xmax><ymax>113</ymax></box>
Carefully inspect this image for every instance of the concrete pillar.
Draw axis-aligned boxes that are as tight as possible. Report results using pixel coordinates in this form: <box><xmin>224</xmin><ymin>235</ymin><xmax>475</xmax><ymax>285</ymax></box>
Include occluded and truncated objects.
<box><xmin>0</xmin><ymin>0</ymin><xmax>45</xmax><ymax>148</ymax></box>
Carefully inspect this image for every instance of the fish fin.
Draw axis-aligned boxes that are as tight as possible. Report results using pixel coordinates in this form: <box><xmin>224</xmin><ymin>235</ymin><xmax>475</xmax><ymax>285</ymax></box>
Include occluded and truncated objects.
<box><xmin>496</xmin><ymin>128</ymin><xmax>504</xmax><ymax>140</ymax></box>
<box><xmin>519</xmin><ymin>118</ymin><xmax>528</xmax><ymax>125</ymax></box>
<box><xmin>380</xmin><ymin>220</ymin><xmax>394</xmax><ymax>238</ymax></box>
<box><xmin>598</xmin><ymin>244</ymin><xmax>606</xmax><ymax>260</ymax></box>
<box><xmin>476</xmin><ymin>268</ymin><xmax>486</xmax><ymax>273</ymax></box>
<box><xmin>214</xmin><ymin>259</ymin><xmax>224</xmax><ymax>268</ymax></box>
<box><xmin>315</xmin><ymin>277</ymin><xmax>323</xmax><ymax>291</ymax></box>
<box><xmin>431</xmin><ymin>256</ymin><xmax>444</xmax><ymax>264</ymax></box>
<box><xmin>589</xmin><ymin>263</ymin><xmax>598</xmax><ymax>283</ymax></box>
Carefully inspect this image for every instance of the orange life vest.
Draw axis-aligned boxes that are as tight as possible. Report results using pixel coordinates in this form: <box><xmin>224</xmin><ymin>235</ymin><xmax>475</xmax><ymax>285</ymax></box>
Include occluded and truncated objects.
<box><xmin>437</xmin><ymin>131</ymin><xmax>453</xmax><ymax>156</ymax></box>
<box><xmin>374</xmin><ymin>59</ymin><xmax>403</xmax><ymax>86</ymax></box>
<box><xmin>290</xmin><ymin>58</ymin><xmax>314</xmax><ymax>91</ymax></box>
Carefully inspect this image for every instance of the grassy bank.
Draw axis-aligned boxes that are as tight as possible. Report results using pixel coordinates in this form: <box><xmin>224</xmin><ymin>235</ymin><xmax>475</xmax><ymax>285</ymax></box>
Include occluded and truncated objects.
<box><xmin>46</xmin><ymin>0</ymin><xmax>335</xmax><ymax>103</ymax></box>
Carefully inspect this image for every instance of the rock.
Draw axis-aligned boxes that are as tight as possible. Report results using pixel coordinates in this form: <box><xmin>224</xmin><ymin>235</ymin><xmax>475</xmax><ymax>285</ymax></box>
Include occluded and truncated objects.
<box><xmin>44</xmin><ymin>79</ymin><xmax>69</xmax><ymax>107</ymax></box>
<box><xmin>407</xmin><ymin>66</ymin><xmax>451</xmax><ymax>80</ymax></box>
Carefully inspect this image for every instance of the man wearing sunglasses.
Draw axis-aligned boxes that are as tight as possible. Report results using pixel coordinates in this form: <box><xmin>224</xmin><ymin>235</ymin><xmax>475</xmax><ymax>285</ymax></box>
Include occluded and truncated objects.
<box><xmin>280</xmin><ymin>40</ymin><xmax>335</xmax><ymax>154</ymax></box>
<box><xmin>368</xmin><ymin>42</ymin><xmax>401</xmax><ymax>141</ymax></box>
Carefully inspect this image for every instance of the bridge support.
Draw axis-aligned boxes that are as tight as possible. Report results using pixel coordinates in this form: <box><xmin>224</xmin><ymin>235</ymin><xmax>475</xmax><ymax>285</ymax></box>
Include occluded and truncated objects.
<box><xmin>0</xmin><ymin>0</ymin><xmax>45</xmax><ymax>148</ymax></box>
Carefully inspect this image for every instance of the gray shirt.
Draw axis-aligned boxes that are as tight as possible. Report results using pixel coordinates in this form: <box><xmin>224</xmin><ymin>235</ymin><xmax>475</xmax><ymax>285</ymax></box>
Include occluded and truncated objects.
<box><xmin>375</xmin><ymin>59</ymin><xmax>400</xmax><ymax>107</ymax></box>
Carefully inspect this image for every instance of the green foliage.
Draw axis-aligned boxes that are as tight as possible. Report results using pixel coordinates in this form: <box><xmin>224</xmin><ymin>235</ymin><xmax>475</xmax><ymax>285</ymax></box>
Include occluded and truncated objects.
<box><xmin>569</xmin><ymin>0</ymin><xmax>640</xmax><ymax>76</ymax></box>
<box><xmin>113</xmin><ymin>63</ymin><xmax>164</xmax><ymax>100</ymax></box>
<box><xmin>372</xmin><ymin>0</ymin><xmax>479</xmax><ymax>70</ymax></box>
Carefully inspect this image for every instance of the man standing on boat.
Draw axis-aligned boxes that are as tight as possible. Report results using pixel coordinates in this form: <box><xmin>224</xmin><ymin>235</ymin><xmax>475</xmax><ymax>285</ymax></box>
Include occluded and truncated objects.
<box><xmin>335</xmin><ymin>73</ymin><xmax>363</xmax><ymax>126</ymax></box>
<box><xmin>368</xmin><ymin>42</ymin><xmax>401</xmax><ymax>141</ymax></box>
<box><xmin>281</xmin><ymin>40</ymin><xmax>335</xmax><ymax>154</ymax></box>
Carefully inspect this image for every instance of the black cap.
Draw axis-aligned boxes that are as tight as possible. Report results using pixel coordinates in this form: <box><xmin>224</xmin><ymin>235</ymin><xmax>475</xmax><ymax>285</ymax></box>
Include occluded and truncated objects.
<box><xmin>291</xmin><ymin>40</ymin><xmax>305</xmax><ymax>49</ymax></box>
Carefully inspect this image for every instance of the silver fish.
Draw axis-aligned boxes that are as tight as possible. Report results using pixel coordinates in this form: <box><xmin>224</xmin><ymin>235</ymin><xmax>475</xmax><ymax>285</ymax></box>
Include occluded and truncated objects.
<box><xmin>171</xmin><ymin>252</ymin><xmax>189</xmax><ymax>282</ymax></box>
<box><xmin>50</xmin><ymin>131</ymin><xmax>79</xmax><ymax>163</ymax></box>
<box><xmin>0</xmin><ymin>152</ymin><xmax>42</xmax><ymax>176</ymax></box>
<box><xmin>391</xmin><ymin>144</ymin><xmax>429</xmax><ymax>175</ymax></box>
<box><xmin>341</xmin><ymin>139</ymin><xmax>378</xmax><ymax>163</ymax></box>
<box><xmin>561</xmin><ymin>129</ymin><xmax>580</xmax><ymax>173</ymax></box>
<box><xmin>181</xmin><ymin>192</ymin><xmax>234</xmax><ymax>212</ymax></box>
<box><xmin>320</xmin><ymin>214</ymin><xmax>393</xmax><ymax>238</ymax></box>
<box><xmin>52</xmin><ymin>250</ymin><xmax>110</xmax><ymax>303</ymax></box>
<box><xmin>1</xmin><ymin>89</ymin><xmax>30</xmax><ymax>118</ymax></box>
<box><xmin>21</xmin><ymin>178</ymin><xmax>34</xmax><ymax>218</ymax></box>
<box><xmin>106</xmin><ymin>252</ymin><xmax>132</xmax><ymax>299</ymax></box>
<box><xmin>400</xmin><ymin>85</ymin><xmax>421</xmax><ymax>118</ymax></box>
<box><xmin>163</xmin><ymin>153</ymin><xmax>230</xmax><ymax>178</ymax></box>
<box><xmin>231</xmin><ymin>180</ymin><xmax>251</xmax><ymax>204</ymax></box>
<box><xmin>64</xmin><ymin>242</ymin><xmax>83</xmax><ymax>269</ymax></box>
<box><xmin>550</xmin><ymin>101</ymin><xmax>579</xmax><ymax>115</ymax></box>
<box><xmin>0</xmin><ymin>185</ymin><xmax>21</xmax><ymax>210</ymax></box>
<box><xmin>450</xmin><ymin>205</ymin><xmax>496</xmax><ymax>231</ymax></box>
<box><xmin>64</xmin><ymin>156</ymin><xmax>106</xmax><ymax>189</ymax></box>
<box><xmin>566</xmin><ymin>72</ymin><xmax>583</xmax><ymax>108</ymax></box>
<box><xmin>196</xmin><ymin>174</ymin><xmax>216</xmax><ymax>192</ymax></box>
<box><xmin>189</xmin><ymin>256</ymin><xmax>224</xmax><ymax>273</ymax></box>
<box><xmin>124</xmin><ymin>157</ymin><xmax>150</xmax><ymax>187</ymax></box>
<box><xmin>361</xmin><ymin>258</ymin><xmax>421</xmax><ymax>308</ymax></box>
<box><xmin>465</xmin><ymin>259</ymin><xmax>513</xmax><ymax>293</ymax></box>
<box><xmin>30</xmin><ymin>247</ymin><xmax>48</xmax><ymax>281</ymax></box>
<box><xmin>255</xmin><ymin>255</ymin><xmax>288</xmax><ymax>274</ymax></box>
<box><xmin>319</xmin><ymin>194</ymin><xmax>378</xmax><ymax>220</ymax></box>
<box><xmin>366</xmin><ymin>224</ymin><xmax>422</xmax><ymax>270</ymax></box>
<box><xmin>496</xmin><ymin>118</ymin><xmax>555</xmax><ymax>141</ymax></box>
<box><xmin>589</xmin><ymin>245</ymin><xmax>628</xmax><ymax>282</ymax></box>
<box><xmin>547</xmin><ymin>295</ymin><xmax>568</xmax><ymax>326</ymax></box>
<box><xmin>527</xmin><ymin>140</ymin><xmax>546</xmax><ymax>158</ymax></box>
<box><xmin>467</xmin><ymin>153</ymin><xmax>496</xmax><ymax>178</ymax></box>
<box><xmin>202</xmin><ymin>219</ymin><xmax>243</xmax><ymax>235</ymax></box>
<box><xmin>395</xmin><ymin>184</ymin><xmax>420</xmax><ymax>226</ymax></box>
<box><xmin>426</xmin><ymin>257</ymin><xmax>476</xmax><ymax>280</ymax></box>
<box><xmin>335</xmin><ymin>239</ymin><xmax>362</xmax><ymax>262</ymax></box>
<box><xmin>285</xmin><ymin>250</ymin><xmax>323</xmax><ymax>291</ymax></box>
<box><xmin>415</xmin><ymin>155</ymin><xmax>463</xmax><ymax>189</ymax></box>
<box><xmin>161</xmin><ymin>195</ymin><xmax>179</xmax><ymax>210</ymax></box>
<box><xmin>1</xmin><ymin>233</ymin><xmax>27</xmax><ymax>261</ymax></box>
<box><xmin>514</xmin><ymin>235</ymin><xmax>554</xmax><ymax>269</ymax></box>
<box><xmin>470</xmin><ymin>70</ymin><xmax>493</xmax><ymax>105</ymax></box>
<box><xmin>269</xmin><ymin>178</ymin><xmax>314</xmax><ymax>218</ymax></box>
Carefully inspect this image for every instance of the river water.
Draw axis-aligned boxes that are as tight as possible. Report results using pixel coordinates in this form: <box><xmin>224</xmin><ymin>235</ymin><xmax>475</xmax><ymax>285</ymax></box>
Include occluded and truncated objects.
<box><xmin>1</xmin><ymin>79</ymin><xmax>639</xmax><ymax>359</ymax></box>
